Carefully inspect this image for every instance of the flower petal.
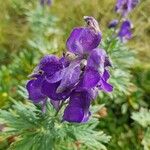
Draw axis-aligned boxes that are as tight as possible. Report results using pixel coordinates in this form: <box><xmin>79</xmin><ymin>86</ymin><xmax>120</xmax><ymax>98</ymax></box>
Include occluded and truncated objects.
<box><xmin>98</xmin><ymin>78</ymin><xmax>113</xmax><ymax>93</ymax></box>
<box><xmin>46</xmin><ymin>68</ymin><xmax>66</xmax><ymax>83</ymax></box>
<box><xmin>79</xmin><ymin>68</ymin><xmax>100</xmax><ymax>89</ymax></box>
<box><xmin>56</xmin><ymin>61</ymin><xmax>81</xmax><ymax>93</ymax></box>
<box><xmin>39</xmin><ymin>55</ymin><xmax>63</xmax><ymax>76</ymax></box>
<box><xmin>118</xmin><ymin>20</ymin><xmax>132</xmax><ymax>42</ymax></box>
<box><xmin>103</xmin><ymin>70</ymin><xmax>110</xmax><ymax>81</ymax></box>
<box><xmin>63</xmin><ymin>106</ymin><xmax>85</xmax><ymax>123</ymax></box>
<box><xmin>87</xmin><ymin>48</ymin><xmax>106</xmax><ymax>71</ymax></box>
<box><xmin>26</xmin><ymin>77</ymin><xmax>46</xmax><ymax>103</ymax></box>
<box><xmin>66</xmin><ymin>27</ymin><xmax>101</xmax><ymax>55</ymax></box>
<box><xmin>66</xmin><ymin>28</ymin><xmax>83</xmax><ymax>54</ymax></box>
<box><xmin>63</xmin><ymin>91</ymin><xmax>91</xmax><ymax>123</ymax></box>
<box><xmin>59</xmin><ymin>56</ymin><xmax>70</xmax><ymax>67</ymax></box>
<box><xmin>41</xmin><ymin>80</ymin><xmax>70</xmax><ymax>100</ymax></box>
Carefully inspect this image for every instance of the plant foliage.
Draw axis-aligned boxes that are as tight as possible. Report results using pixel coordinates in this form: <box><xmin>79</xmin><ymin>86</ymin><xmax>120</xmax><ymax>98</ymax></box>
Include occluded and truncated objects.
<box><xmin>132</xmin><ymin>108</ymin><xmax>150</xmax><ymax>150</ymax></box>
<box><xmin>0</xmin><ymin>98</ymin><xmax>110</xmax><ymax>150</ymax></box>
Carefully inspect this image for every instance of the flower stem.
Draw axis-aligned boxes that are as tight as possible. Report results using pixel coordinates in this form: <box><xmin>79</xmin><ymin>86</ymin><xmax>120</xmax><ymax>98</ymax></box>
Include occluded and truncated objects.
<box><xmin>106</xmin><ymin>15</ymin><xmax>123</xmax><ymax>52</ymax></box>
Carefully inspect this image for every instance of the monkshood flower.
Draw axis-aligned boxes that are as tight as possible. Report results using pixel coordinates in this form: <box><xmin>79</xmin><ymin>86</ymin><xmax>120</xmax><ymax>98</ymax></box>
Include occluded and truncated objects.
<box><xmin>118</xmin><ymin>20</ymin><xmax>133</xmax><ymax>42</ymax></box>
<box><xmin>115</xmin><ymin>0</ymin><xmax>139</xmax><ymax>17</ymax></box>
<box><xmin>108</xmin><ymin>19</ymin><xmax>119</xmax><ymax>28</ymax></box>
<box><xmin>66</xmin><ymin>16</ymin><xmax>102</xmax><ymax>55</ymax></box>
<box><xmin>26</xmin><ymin>16</ymin><xmax>113</xmax><ymax>123</ymax></box>
<box><xmin>40</xmin><ymin>0</ymin><xmax>52</xmax><ymax>6</ymax></box>
<box><xmin>26</xmin><ymin>55</ymin><xmax>72</xmax><ymax>111</ymax></box>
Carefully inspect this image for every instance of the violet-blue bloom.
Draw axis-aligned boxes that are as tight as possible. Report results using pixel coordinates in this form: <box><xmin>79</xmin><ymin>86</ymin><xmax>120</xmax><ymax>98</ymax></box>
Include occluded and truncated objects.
<box><xmin>66</xmin><ymin>16</ymin><xmax>101</xmax><ymax>55</ymax></box>
<box><xmin>26</xmin><ymin>16</ymin><xmax>113</xmax><ymax>123</ymax></box>
<box><xmin>62</xmin><ymin>48</ymin><xmax>113</xmax><ymax>123</ymax></box>
<box><xmin>26</xmin><ymin>55</ymin><xmax>70</xmax><ymax>103</ymax></box>
<box><xmin>115</xmin><ymin>0</ymin><xmax>139</xmax><ymax>16</ymax></box>
<box><xmin>78</xmin><ymin>48</ymin><xmax>113</xmax><ymax>92</ymax></box>
<box><xmin>26</xmin><ymin>76</ymin><xmax>46</xmax><ymax>103</ymax></box>
<box><xmin>63</xmin><ymin>90</ymin><xmax>91</xmax><ymax>123</ymax></box>
<box><xmin>118</xmin><ymin>20</ymin><xmax>132</xmax><ymax>42</ymax></box>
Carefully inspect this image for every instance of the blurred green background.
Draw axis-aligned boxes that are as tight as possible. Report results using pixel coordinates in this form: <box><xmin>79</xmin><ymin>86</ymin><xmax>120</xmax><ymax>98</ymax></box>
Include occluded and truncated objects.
<box><xmin>0</xmin><ymin>0</ymin><xmax>150</xmax><ymax>63</ymax></box>
<box><xmin>0</xmin><ymin>0</ymin><xmax>150</xmax><ymax>150</ymax></box>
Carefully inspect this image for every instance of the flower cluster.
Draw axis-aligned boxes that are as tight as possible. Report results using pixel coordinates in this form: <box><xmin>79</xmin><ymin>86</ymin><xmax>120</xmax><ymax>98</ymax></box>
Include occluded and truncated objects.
<box><xmin>26</xmin><ymin>16</ymin><xmax>113</xmax><ymax>123</ymax></box>
<box><xmin>115</xmin><ymin>0</ymin><xmax>139</xmax><ymax>17</ymax></box>
<box><xmin>109</xmin><ymin>0</ymin><xmax>139</xmax><ymax>42</ymax></box>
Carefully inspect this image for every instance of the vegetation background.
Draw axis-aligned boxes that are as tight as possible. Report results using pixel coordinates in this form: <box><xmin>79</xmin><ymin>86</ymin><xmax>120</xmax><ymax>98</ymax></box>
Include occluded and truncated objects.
<box><xmin>0</xmin><ymin>0</ymin><xmax>149</xmax><ymax>150</ymax></box>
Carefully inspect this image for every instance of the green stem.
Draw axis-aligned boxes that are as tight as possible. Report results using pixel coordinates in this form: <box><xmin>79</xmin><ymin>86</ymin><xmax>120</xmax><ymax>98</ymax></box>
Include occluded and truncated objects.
<box><xmin>106</xmin><ymin>15</ymin><xmax>123</xmax><ymax>52</ymax></box>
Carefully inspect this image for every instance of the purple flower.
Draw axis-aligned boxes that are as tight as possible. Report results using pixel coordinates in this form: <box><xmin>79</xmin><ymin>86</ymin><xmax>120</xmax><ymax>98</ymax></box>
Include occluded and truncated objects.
<box><xmin>108</xmin><ymin>19</ymin><xmax>119</xmax><ymax>28</ymax></box>
<box><xmin>62</xmin><ymin>47</ymin><xmax>113</xmax><ymax>123</ymax></box>
<box><xmin>77</xmin><ymin>48</ymin><xmax>113</xmax><ymax>92</ymax></box>
<box><xmin>26</xmin><ymin>55</ymin><xmax>70</xmax><ymax>103</ymax></box>
<box><xmin>66</xmin><ymin>16</ymin><xmax>101</xmax><ymax>55</ymax></box>
<box><xmin>63</xmin><ymin>90</ymin><xmax>91</xmax><ymax>123</ymax></box>
<box><xmin>118</xmin><ymin>20</ymin><xmax>132</xmax><ymax>42</ymax></box>
<box><xmin>115</xmin><ymin>0</ymin><xmax>139</xmax><ymax>16</ymax></box>
<box><xmin>26</xmin><ymin>76</ymin><xmax>46</xmax><ymax>103</ymax></box>
<box><xmin>26</xmin><ymin>16</ymin><xmax>113</xmax><ymax>123</ymax></box>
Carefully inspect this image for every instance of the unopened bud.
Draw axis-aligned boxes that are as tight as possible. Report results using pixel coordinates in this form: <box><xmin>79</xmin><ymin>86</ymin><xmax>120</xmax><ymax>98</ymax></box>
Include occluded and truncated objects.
<box><xmin>84</xmin><ymin>16</ymin><xmax>101</xmax><ymax>33</ymax></box>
